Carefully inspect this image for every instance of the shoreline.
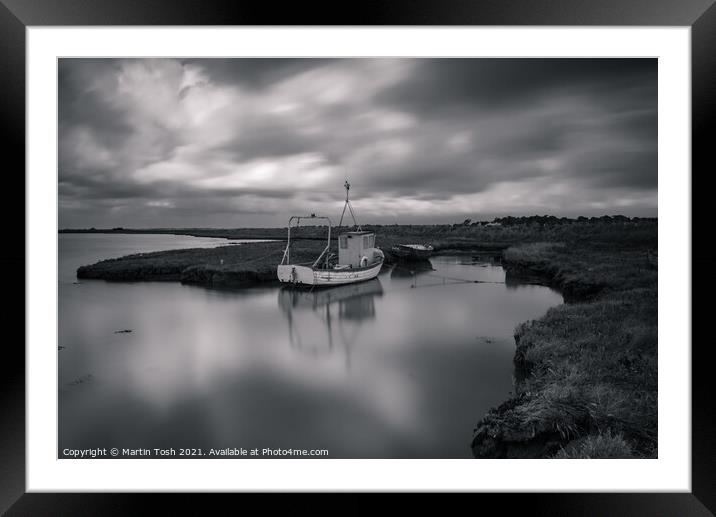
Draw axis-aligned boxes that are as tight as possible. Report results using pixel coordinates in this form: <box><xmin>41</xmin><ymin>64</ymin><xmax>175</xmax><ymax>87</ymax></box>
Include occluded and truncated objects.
<box><xmin>472</xmin><ymin>242</ymin><xmax>657</xmax><ymax>458</ymax></box>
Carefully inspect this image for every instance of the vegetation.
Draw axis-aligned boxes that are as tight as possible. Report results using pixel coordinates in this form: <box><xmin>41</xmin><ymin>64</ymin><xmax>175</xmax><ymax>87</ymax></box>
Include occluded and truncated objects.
<box><xmin>76</xmin><ymin>241</ymin><xmax>326</xmax><ymax>287</ymax></box>
<box><xmin>553</xmin><ymin>430</ymin><xmax>634</xmax><ymax>459</ymax></box>
<box><xmin>472</xmin><ymin>231</ymin><xmax>657</xmax><ymax>459</ymax></box>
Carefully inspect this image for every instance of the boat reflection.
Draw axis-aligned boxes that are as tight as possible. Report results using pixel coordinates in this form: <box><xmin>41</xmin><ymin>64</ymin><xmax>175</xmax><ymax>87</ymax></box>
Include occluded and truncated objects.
<box><xmin>389</xmin><ymin>260</ymin><xmax>435</xmax><ymax>279</ymax></box>
<box><xmin>278</xmin><ymin>279</ymin><xmax>384</xmax><ymax>367</ymax></box>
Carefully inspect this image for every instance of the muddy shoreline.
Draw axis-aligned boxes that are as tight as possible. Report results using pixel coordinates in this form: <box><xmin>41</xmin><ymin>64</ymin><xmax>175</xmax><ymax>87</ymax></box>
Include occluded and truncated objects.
<box><xmin>472</xmin><ymin>242</ymin><xmax>657</xmax><ymax>459</ymax></box>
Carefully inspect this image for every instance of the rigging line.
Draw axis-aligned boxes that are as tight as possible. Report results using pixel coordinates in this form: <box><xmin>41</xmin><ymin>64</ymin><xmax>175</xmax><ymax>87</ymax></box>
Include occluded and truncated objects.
<box><xmin>338</xmin><ymin>201</ymin><xmax>349</xmax><ymax>228</ymax></box>
<box><xmin>347</xmin><ymin>200</ymin><xmax>360</xmax><ymax>230</ymax></box>
<box><xmin>338</xmin><ymin>179</ymin><xmax>361</xmax><ymax>230</ymax></box>
<box><xmin>338</xmin><ymin>199</ymin><xmax>359</xmax><ymax>228</ymax></box>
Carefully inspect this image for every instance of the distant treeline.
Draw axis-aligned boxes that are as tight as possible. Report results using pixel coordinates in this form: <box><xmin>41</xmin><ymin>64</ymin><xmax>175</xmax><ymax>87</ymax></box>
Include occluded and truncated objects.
<box><xmin>457</xmin><ymin>215</ymin><xmax>656</xmax><ymax>227</ymax></box>
<box><xmin>60</xmin><ymin>215</ymin><xmax>657</xmax><ymax>234</ymax></box>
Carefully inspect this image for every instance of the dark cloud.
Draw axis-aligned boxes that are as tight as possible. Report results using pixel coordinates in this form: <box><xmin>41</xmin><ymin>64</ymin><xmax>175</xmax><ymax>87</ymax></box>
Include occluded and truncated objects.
<box><xmin>377</xmin><ymin>58</ymin><xmax>656</xmax><ymax>114</ymax></box>
<box><xmin>59</xmin><ymin>60</ymin><xmax>134</xmax><ymax>171</ymax></box>
<box><xmin>569</xmin><ymin>147</ymin><xmax>658</xmax><ymax>189</ymax></box>
<box><xmin>181</xmin><ymin>58</ymin><xmax>337</xmax><ymax>89</ymax></box>
<box><xmin>58</xmin><ymin>58</ymin><xmax>657</xmax><ymax>228</ymax></box>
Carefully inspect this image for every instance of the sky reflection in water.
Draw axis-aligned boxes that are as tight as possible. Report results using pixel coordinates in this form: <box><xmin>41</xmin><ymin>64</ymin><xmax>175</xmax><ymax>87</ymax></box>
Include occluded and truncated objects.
<box><xmin>59</xmin><ymin>234</ymin><xmax>562</xmax><ymax>458</ymax></box>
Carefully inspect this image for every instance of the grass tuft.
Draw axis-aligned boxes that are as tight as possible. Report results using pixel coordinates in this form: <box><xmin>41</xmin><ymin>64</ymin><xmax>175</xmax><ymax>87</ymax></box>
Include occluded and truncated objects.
<box><xmin>554</xmin><ymin>431</ymin><xmax>634</xmax><ymax>459</ymax></box>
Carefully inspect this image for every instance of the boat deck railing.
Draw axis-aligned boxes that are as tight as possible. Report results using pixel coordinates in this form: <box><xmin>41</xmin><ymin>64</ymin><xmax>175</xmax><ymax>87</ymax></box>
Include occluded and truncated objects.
<box><xmin>281</xmin><ymin>215</ymin><xmax>333</xmax><ymax>268</ymax></box>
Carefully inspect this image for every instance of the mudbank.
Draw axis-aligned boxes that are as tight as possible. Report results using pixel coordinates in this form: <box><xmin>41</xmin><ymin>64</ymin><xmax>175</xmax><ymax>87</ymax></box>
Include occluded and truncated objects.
<box><xmin>76</xmin><ymin>241</ymin><xmax>326</xmax><ymax>288</ymax></box>
<box><xmin>472</xmin><ymin>241</ymin><xmax>658</xmax><ymax>459</ymax></box>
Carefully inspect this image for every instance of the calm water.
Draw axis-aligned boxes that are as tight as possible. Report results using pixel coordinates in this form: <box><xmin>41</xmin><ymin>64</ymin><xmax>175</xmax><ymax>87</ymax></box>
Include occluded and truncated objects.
<box><xmin>59</xmin><ymin>234</ymin><xmax>562</xmax><ymax>458</ymax></box>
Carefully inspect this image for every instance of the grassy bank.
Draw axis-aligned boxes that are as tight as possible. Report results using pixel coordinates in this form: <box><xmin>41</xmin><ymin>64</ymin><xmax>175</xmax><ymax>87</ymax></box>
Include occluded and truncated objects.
<box><xmin>76</xmin><ymin>241</ymin><xmax>328</xmax><ymax>288</ymax></box>
<box><xmin>471</xmin><ymin>240</ymin><xmax>657</xmax><ymax>458</ymax></box>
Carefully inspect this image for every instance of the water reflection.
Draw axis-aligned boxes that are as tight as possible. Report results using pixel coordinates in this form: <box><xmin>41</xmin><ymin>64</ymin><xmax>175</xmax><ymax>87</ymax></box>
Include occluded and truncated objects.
<box><xmin>468</xmin><ymin>252</ymin><xmax>502</xmax><ymax>265</ymax></box>
<box><xmin>504</xmin><ymin>269</ymin><xmax>548</xmax><ymax>290</ymax></box>
<box><xmin>278</xmin><ymin>279</ymin><xmax>384</xmax><ymax>367</ymax></box>
<box><xmin>389</xmin><ymin>261</ymin><xmax>435</xmax><ymax>279</ymax></box>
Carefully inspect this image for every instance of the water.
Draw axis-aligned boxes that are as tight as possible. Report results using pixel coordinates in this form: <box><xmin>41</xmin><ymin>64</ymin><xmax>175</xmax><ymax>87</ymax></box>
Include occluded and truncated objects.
<box><xmin>59</xmin><ymin>234</ymin><xmax>562</xmax><ymax>458</ymax></box>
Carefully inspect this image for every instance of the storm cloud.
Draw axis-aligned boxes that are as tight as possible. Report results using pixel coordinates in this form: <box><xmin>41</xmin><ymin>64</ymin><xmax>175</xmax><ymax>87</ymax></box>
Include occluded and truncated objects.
<box><xmin>58</xmin><ymin>58</ymin><xmax>657</xmax><ymax>228</ymax></box>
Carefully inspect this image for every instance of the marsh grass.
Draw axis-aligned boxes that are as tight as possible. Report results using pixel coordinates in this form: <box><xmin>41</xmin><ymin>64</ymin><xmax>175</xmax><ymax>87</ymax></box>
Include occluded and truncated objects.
<box><xmin>553</xmin><ymin>430</ymin><xmax>635</xmax><ymax>459</ymax></box>
<box><xmin>77</xmin><ymin>240</ymin><xmax>327</xmax><ymax>286</ymax></box>
<box><xmin>473</xmin><ymin>226</ymin><xmax>658</xmax><ymax>459</ymax></box>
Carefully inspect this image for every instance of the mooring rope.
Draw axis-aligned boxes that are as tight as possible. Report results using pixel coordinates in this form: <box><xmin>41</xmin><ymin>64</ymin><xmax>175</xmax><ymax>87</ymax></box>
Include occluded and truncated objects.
<box><xmin>389</xmin><ymin>262</ymin><xmax>506</xmax><ymax>286</ymax></box>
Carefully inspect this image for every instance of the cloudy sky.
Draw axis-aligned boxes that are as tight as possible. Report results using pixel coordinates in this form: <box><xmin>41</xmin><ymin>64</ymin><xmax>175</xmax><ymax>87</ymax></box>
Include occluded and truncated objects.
<box><xmin>59</xmin><ymin>58</ymin><xmax>657</xmax><ymax>228</ymax></box>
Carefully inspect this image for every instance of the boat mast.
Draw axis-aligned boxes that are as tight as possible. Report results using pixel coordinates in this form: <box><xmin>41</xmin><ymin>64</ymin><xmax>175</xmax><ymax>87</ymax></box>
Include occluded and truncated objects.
<box><xmin>338</xmin><ymin>180</ymin><xmax>361</xmax><ymax>230</ymax></box>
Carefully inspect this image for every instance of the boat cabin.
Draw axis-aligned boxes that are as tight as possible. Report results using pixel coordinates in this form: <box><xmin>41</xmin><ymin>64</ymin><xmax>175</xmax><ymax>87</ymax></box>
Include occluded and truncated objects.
<box><xmin>338</xmin><ymin>230</ymin><xmax>377</xmax><ymax>268</ymax></box>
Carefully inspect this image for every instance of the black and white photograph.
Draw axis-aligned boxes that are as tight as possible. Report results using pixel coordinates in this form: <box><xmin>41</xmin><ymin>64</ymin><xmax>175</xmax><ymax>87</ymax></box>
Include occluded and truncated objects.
<box><xmin>57</xmin><ymin>57</ymin><xmax>659</xmax><ymax>460</ymax></box>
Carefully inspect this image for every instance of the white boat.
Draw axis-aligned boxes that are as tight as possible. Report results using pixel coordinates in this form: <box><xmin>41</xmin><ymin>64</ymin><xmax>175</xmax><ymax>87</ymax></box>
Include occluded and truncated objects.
<box><xmin>277</xmin><ymin>181</ymin><xmax>384</xmax><ymax>287</ymax></box>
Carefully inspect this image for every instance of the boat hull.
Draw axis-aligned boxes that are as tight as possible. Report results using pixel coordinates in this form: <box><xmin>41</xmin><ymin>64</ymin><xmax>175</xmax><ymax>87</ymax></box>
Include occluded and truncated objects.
<box><xmin>390</xmin><ymin>245</ymin><xmax>433</xmax><ymax>261</ymax></box>
<box><xmin>277</xmin><ymin>259</ymin><xmax>383</xmax><ymax>286</ymax></box>
<box><xmin>278</xmin><ymin>278</ymin><xmax>384</xmax><ymax>313</ymax></box>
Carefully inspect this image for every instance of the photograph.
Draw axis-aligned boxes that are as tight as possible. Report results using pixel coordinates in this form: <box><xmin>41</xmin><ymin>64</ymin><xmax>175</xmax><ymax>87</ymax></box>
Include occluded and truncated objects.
<box><xmin>57</xmin><ymin>57</ymin><xmax>658</xmax><ymax>460</ymax></box>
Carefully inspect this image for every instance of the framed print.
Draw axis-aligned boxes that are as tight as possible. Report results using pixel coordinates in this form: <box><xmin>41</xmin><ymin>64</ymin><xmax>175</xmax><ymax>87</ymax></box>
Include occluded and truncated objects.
<box><xmin>2</xmin><ymin>0</ymin><xmax>713</xmax><ymax>514</ymax></box>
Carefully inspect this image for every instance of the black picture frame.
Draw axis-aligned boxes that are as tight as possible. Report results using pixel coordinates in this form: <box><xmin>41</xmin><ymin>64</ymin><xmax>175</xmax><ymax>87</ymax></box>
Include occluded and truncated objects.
<box><xmin>2</xmin><ymin>1</ymin><xmax>713</xmax><ymax>514</ymax></box>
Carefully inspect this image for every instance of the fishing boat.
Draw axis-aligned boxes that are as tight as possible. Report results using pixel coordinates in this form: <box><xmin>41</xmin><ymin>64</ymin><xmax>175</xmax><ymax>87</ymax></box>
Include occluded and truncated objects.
<box><xmin>390</xmin><ymin>243</ymin><xmax>434</xmax><ymax>261</ymax></box>
<box><xmin>277</xmin><ymin>181</ymin><xmax>384</xmax><ymax>287</ymax></box>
